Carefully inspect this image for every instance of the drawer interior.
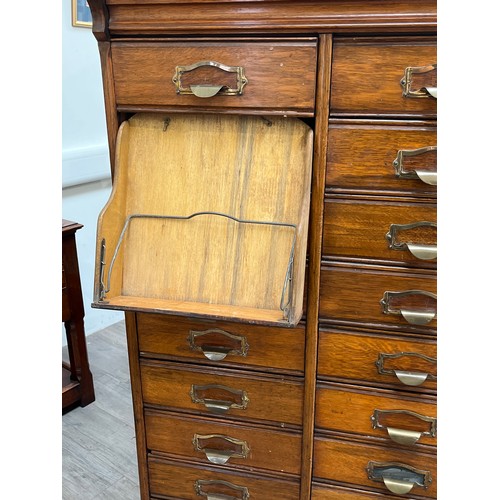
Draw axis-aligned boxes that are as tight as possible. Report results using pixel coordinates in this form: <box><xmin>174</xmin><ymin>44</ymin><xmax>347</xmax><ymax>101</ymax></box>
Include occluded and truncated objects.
<box><xmin>93</xmin><ymin>113</ymin><xmax>313</xmax><ymax>326</ymax></box>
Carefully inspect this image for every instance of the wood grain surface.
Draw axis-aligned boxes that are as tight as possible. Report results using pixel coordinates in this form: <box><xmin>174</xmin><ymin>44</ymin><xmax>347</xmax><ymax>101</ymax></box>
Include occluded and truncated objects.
<box><xmin>111</xmin><ymin>39</ymin><xmax>317</xmax><ymax>114</ymax></box>
<box><xmin>137</xmin><ymin>313</ymin><xmax>306</xmax><ymax>374</ymax></box>
<box><xmin>145</xmin><ymin>410</ymin><xmax>302</xmax><ymax>474</ymax></box>
<box><xmin>95</xmin><ymin>113</ymin><xmax>313</xmax><ymax>325</ymax></box>
<box><xmin>331</xmin><ymin>37</ymin><xmax>437</xmax><ymax>117</ymax></box>
<box><xmin>317</xmin><ymin>329</ymin><xmax>437</xmax><ymax>392</ymax></box>
<box><xmin>148</xmin><ymin>456</ymin><xmax>301</xmax><ymax>500</ymax></box>
<box><xmin>140</xmin><ymin>360</ymin><xmax>304</xmax><ymax>426</ymax></box>
<box><xmin>326</xmin><ymin>120</ymin><xmax>437</xmax><ymax>196</ymax></box>
<box><xmin>313</xmin><ymin>436</ymin><xmax>437</xmax><ymax>497</ymax></box>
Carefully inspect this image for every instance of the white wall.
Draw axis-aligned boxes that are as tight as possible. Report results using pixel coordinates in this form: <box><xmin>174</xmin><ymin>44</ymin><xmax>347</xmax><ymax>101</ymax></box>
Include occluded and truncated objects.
<box><xmin>62</xmin><ymin>1</ymin><xmax>123</xmax><ymax>343</ymax></box>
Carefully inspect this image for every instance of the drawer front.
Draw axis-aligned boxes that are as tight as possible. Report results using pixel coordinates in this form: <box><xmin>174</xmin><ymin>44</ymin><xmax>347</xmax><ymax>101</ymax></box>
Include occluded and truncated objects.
<box><xmin>112</xmin><ymin>39</ymin><xmax>317</xmax><ymax>113</ymax></box>
<box><xmin>137</xmin><ymin>313</ymin><xmax>305</xmax><ymax>374</ymax></box>
<box><xmin>312</xmin><ymin>482</ymin><xmax>409</xmax><ymax>499</ymax></box>
<box><xmin>320</xmin><ymin>265</ymin><xmax>437</xmax><ymax>333</ymax></box>
<box><xmin>141</xmin><ymin>360</ymin><xmax>303</xmax><ymax>426</ymax></box>
<box><xmin>316</xmin><ymin>384</ymin><xmax>437</xmax><ymax>447</ymax></box>
<box><xmin>322</xmin><ymin>198</ymin><xmax>437</xmax><ymax>266</ymax></box>
<box><xmin>313</xmin><ymin>437</ymin><xmax>437</xmax><ymax>498</ymax></box>
<box><xmin>327</xmin><ymin>121</ymin><xmax>437</xmax><ymax>196</ymax></box>
<box><xmin>149</xmin><ymin>457</ymin><xmax>300</xmax><ymax>500</ymax></box>
<box><xmin>145</xmin><ymin>410</ymin><xmax>302</xmax><ymax>475</ymax></box>
<box><xmin>317</xmin><ymin>330</ymin><xmax>437</xmax><ymax>392</ymax></box>
<box><xmin>331</xmin><ymin>37</ymin><xmax>437</xmax><ymax>117</ymax></box>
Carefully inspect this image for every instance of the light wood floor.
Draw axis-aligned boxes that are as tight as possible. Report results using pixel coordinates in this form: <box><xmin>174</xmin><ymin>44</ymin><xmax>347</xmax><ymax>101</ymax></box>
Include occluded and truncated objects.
<box><xmin>62</xmin><ymin>320</ymin><xmax>140</xmax><ymax>500</ymax></box>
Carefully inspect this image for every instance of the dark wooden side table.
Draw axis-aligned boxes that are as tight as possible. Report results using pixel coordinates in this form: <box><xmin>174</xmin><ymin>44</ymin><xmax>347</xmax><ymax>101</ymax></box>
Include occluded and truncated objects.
<box><xmin>62</xmin><ymin>219</ymin><xmax>95</xmax><ymax>412</ymax></box>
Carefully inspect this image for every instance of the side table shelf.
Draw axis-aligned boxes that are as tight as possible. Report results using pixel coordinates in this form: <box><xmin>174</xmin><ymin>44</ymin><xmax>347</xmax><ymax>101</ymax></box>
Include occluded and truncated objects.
<box><xmin>62</xmin><ymin>219</ymin><xmax>95</xmax><ymax>412</ymax></box>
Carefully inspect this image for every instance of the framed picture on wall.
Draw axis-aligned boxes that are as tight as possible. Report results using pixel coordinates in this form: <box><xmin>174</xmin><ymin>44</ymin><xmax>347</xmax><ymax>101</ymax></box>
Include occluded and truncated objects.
<box><xmin>72</xmin><ymin>0</ymin><xmax>92</xmax><ymax>28</ymax></box>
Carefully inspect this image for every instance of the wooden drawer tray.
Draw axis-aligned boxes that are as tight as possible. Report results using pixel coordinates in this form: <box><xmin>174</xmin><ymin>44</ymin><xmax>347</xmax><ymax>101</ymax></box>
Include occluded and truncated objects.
<box><xmin>140</xmin><ymin>360</ymin><xmax>304</xmax><ymax>427</ymax></box>
<box><xmin>93</xmin><ymin>113</ymin><xmax>313</xmax><ymax>326</ymax></box>
<box><xmin>317</xmin><ymin>329</ymin><xmax>437</xmax><ymax>392</ymax></box>
<box><xmin>327</xmin><ymin>120</ymin><xmax>437</xmax><ymax>196</ymax></box>
<box><xmin>148</xmin><ymin>456</ymin><xmax>301</xmax><ymax>499</ymax></box>
<box><xmin>111</xmin><ymin>38</ymin><xmax>317</xmax><ymax>114</ymax></box>
<box><xmin>331</xmin><ymin>37</ymin><xmax>437</xmax><ymax>117</ymax></box>
<box><xmin>322</xmin><ymin>197</ymin><xmax>437</xmax><ymax>267</ymax></box>
<box><xmin>319</xmin><ymin>263</ymin><xmax>437</xmax><ymax>334</ymax></box>
<box><xmin>137</xmin><ymin>313</ymin><xmax>306</xmax><ymax>375</ymax></box>
<box><xmin>145</xmin><ymin>410</ymin><xmax>302</xmax><ymax>475</ymax></box>
<box><xmin>315</xmin><ymin>383</ymin><xmax>437</xmax><ymax>448</ymax></box>
<box><xmin>312</xmin><ymin>481</ymin><xmax>415</xmax><ymax>499</ymax></box>
<box><xmin>313</xmin><ymin>436</ymin><xmax>437</xmax><ymax>497</ymax></box>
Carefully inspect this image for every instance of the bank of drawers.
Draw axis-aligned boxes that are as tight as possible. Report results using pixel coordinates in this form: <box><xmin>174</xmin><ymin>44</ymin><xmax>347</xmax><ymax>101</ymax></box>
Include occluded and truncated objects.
<box><xmin>314</xmin><ymin>35</ymin><xmax>437</xmax><ymax>498</ymax></box>
<box><xmin>136</xmin><ymin>313</ymin><xmax>305</xmax><ymax>498</ymax></box>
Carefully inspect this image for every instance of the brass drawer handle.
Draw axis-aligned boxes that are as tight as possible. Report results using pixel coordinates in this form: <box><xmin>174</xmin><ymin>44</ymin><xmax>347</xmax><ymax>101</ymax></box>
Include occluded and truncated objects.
<box><xmin>376</xmin><ymin>352</ymin><xmax>437</xmax><ymax>386</ymax></box>
<box><xmin>172</xmin><ymin>60</ymin><xmax>248</xmax><ymax>98</ymax></box>
<box><xmin>400</xmin><ymin>63</ymin><xmax>437</xmax><ymax>99</ymax></box>
<box><xmin>367</xmin><ymin>461</ymin><xmax>432</xmax><ymax>495</ymax></box>
<box><xmin>193</xmin><ymin>434</ymin><xmax>250</xmax><ymax>465</ymax></box>
<box><xmin>386</xmin><ymin>222</ymin><xmax>437</xmax><ymax>260</ymax></box>
<box><xmin>195</xmin><ymin>479</ymin><xmax>250</xmax><ymax>500</ymax></box>
<box><xmin>371</xmin><ymin>409</ymin><xmax>437</xmax><ymax>445</ymax></box>
<box><xmin>190</xmin><ymin>384</ymin><xmax>249</xmax><ymax>414</ymax></box>
<box><xmin>393</xmin><ymin>146</ymin><xmax>437</xmax><ymax>185</ymax></box>
<box><xmin>380</xmin><ymin>290</ymin><xmax>437</xmax><ymax>325</ymax></box>
<box><xmin>188</xmin><ymin>329</ymin><xmax>249</xmax><ymax>361</ymax></box>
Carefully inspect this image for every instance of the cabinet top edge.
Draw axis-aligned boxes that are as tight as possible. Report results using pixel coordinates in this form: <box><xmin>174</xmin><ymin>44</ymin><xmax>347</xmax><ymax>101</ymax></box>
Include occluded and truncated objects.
<box><xmin>88</xmin><ymin>0</ymin><xmax>436</xmax><ymax>40</ymax></box>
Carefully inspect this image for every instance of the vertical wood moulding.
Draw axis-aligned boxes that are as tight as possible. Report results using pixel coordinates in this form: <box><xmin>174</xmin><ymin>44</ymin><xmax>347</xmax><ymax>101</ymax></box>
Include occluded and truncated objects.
<box><xmin>88</xmin><ymin>0</ymin><xmax>118</xmax><ymax>177</ymax></box>
<box><xmin>300</xmin><ymin>33</ymin><xmax>333</xmax><ymax>500</ymax></box>
<box><xmin>124</xmin><ymin>312</ymin><xmax>150</xmax><ymax>499</ymax></box>
<box><xmin>97</xmin><ymin>41</ymin><xmax>119</xmax><ymax>178</ymax></box>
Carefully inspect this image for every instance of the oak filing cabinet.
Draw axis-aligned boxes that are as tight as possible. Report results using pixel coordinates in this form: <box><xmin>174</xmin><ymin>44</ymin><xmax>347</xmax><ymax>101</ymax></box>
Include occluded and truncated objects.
<box><xmin>87</xmin><ymin>1</ymin><xmax>437</xmax><ymax>498</ymax></box>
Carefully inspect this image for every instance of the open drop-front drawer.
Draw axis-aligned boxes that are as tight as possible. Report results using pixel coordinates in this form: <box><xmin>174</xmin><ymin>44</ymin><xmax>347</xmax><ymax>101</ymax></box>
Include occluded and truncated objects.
<box><xmin>93</xmin><ymin>113</ymin><xmax>313</xmax><ymax>326</ymax></box>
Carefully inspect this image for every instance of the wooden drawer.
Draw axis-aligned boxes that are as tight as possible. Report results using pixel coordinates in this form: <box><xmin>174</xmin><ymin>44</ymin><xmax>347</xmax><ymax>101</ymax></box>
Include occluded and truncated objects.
<box><xmin>149</xmin><ymin>456</ymin><xmax>300</xmax><ymax>499</ymax></box>
<box><xmin>315</xmin><ymin>383</ymin><xmax>436</xmax><ymax>448</ymax></box>
<box><xmin>331</xmin><ymin>37</ymin><xmax>437</xmax><ymax>117</ymax></box>
<box><xmin>327</xmin><ymin>120</ymin><xmax>437</xmax><ymax>196</ymax></box>
<box><xmin>312</xmin><ymin>482</ymin><xmax>409</xmax><ymax>499</ymax></box>
<box><xmin>145</xmin><ymin>410</ymin><xmax>302</xmax><ymax>475</ymax></box>
<box><xmin>317</xmin><ymin>329</ymin><xmax>437</xmax><ymax>392</ymax></box>
<box><xmin>322</xmin><ymin>198</ymin><xmax>437</xmax><ymax>267</ymax></box>
<box><xmin>313</xmin><ymin>436</ymin><xmax>437</xmax><ymax>498</ymax></box>
<box><xmin>111</xmin><ymin>39</ymin><xmax>317</xmax><ymax>113</ymax></box>
<box><xmin>137</xmin><ymin>313</ymin><xmax>305</xmax><ymax>375</ymax></box>
<box><xmin>140</xmin><ymin>360</ymin><xmax>303</xmax><ymax>427</ymax></box>
<box><xmin>320</xmin><ymin>264</ymin><xmax>437</xmax><ymax>333</ymax></box>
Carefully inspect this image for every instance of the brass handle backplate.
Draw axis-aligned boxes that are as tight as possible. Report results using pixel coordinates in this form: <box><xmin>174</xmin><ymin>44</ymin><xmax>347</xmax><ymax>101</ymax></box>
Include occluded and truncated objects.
<box><xmin>400</xmin><ymin>64</ymin><xmax>437</xmax><ymax>99</ymax></box>
<box><xmin>386</xmin><ymin>221</ymin><xmax>437</xmax><ymax>260</ymax></box>
<box><xmin>393</xmin><ymin>146</ymin><xmax>437</xmax><ymax>185</ymax></box>
<box><xmin>367</xmin><ymin>461</ymin><xmax>432</xmax><ymax>494</ymax></box>
<box><xmin>188</xmin><ymin>328</ymin><xmax>249</xmax><ymax>361</ymax></box>
<box><xmin>380</xmin><ymin>290</ymin><xmax>437</xmax><ymax>325</ymax></box>
<box><xmin>376</xmin><ymin>351</ymin><xmax>437</xmax><ymax>386</ymax></box>
<box><xmin>172</xmin><ymin>60</ymin><xmax>248</xmax><ymax>98</ymax></box>
<box><xmin>194</xmin><ymin>479</ymin><xmax>250</xmax><ymax>500</ymax></box>
<box><xmin>190</xmin><ymin>384</ymin><xmax>249</xmax><ymax>414</ymax></box>
<box><xmin>193</xmin><ymin>434</ymin><xmax>250</xmax><ymax>465</ymax></box>
<box><xmin>371</xmin><ymin>409</ymin><xmax>437</xmax><ymax>445</ymax></box>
